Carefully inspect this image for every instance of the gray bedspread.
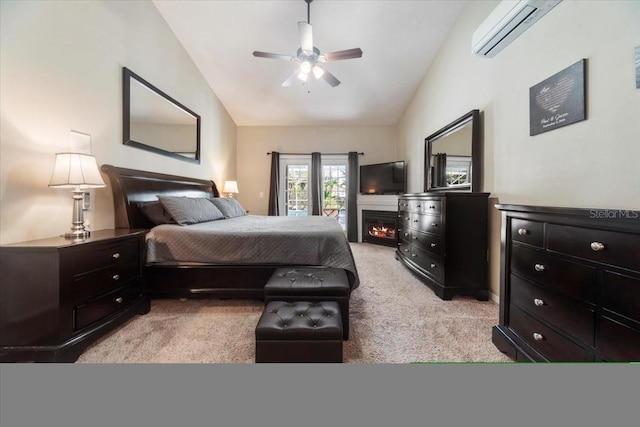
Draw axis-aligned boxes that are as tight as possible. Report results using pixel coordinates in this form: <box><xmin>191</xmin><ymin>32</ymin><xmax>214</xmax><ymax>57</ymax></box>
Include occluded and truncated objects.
<box><xmin>146</xmin><ymin>215</ymin><xmax>360</xmax><ymax>290</ymax></box>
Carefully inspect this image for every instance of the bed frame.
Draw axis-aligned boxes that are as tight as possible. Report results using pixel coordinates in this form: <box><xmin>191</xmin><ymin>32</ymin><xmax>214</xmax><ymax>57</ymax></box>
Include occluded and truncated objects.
<box><xmin>101</xmin><ymin>164</ymin><xmax>288</xmax><ymax>299</ymax></box>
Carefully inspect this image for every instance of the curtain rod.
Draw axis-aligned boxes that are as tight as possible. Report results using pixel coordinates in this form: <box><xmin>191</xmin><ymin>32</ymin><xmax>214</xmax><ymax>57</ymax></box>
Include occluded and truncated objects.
<box><xmin>267</xmin><ymin>152</ymin><xmax>364</xmax><ymax>155</ymax></box>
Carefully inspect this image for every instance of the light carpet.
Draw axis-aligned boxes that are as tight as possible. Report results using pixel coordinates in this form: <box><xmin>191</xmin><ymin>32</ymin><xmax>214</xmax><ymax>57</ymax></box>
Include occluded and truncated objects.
<box><xmin>77</xmin><ymin>243</ymin><xmax>512</xmax><ymax>363</ymax></box>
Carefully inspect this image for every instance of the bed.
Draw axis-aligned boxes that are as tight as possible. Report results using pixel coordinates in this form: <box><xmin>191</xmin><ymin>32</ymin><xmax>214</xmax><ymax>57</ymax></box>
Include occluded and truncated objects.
<box><xmin>101</xmin><ymin>165</ymin><xmax>359</xmax><ymax>299</ymax></box>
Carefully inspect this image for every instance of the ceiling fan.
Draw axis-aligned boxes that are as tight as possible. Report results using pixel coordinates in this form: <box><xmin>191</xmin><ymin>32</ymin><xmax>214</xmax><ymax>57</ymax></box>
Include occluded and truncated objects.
<box><xmin>252</xmin><ymin>0</ymin><xmax>363</xmax><ymax>88</ymax></box>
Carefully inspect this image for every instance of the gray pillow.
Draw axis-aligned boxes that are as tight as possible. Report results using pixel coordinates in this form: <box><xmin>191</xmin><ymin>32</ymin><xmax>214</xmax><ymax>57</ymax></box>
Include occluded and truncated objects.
<box><xmin>137</xmin><ymin>201</ymin><xmax>176</xmax><ymax>225</ymax></box>
<box><xmin>209</xmin><ymin>197</ymin><xmax>247</xmax><ymax>218</ymax></box>
<box><xmin>158</xmin><ymin>196</ymin><xmax>225</xmax><ymax>225</ymax></box>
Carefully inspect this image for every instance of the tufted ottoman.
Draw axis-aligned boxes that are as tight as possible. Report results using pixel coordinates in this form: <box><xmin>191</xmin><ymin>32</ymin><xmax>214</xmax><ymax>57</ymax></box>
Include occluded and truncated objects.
<box><xmin>255</xmin><ymin>301</ymin><xmax>343</xmax><ymax>363</ymax></box>
<box><xmin>264</xmin><ymin>267</ymin><xmax>350</xmax><ymax>339</ymax></box>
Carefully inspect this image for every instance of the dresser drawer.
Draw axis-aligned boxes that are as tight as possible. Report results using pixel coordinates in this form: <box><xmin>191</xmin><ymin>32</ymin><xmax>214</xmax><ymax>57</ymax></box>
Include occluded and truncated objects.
<box><xmin>547</xmin><ymin>224</ymin><xmax>640</xmax><ymax>271</ymax></box>
<box><xmin>511</xmin><ymin>245</ymin><xmax>596</xmax><ymax>303</ymax></box>
<box><xmin>510</xmin><ymin>274</ymin><xmax>594</xmax><ymax>345</ymax></box>
<box><xmin>509</xmin><ymin>304</ymin><xmax>592</xmax><ymax>362</ymax></box>
<box><xmin>409</xmin><ymin>246</ymin><xmax>444</xmax><ymax>283</ymax></box>
<box><xmin>412</xmin><ymin>231</ymin><xmax>442</xmax><ymax>255</ymax></box>
<box><xmin>601</xmin><ymin>270</ymin><xmax>640</xmax><ymax>324</ymax></box>
<box><xmin>511</xmin><ymin>218</ymin><xmax>543</xmax><ymax>248</ymax></box>
<box><xmin>72</xmin><ymin>240</ymin><xmax>139</xmax><ymax>275</ymax></box>
<box><xmin>74</xmin><ymin>283</ymin><xmax>142</xmax><ymax>331</ymax></box>
<box><xmin>413</xmin><ymin>213</ymin><xmax>442</xmax><ymax>236</ymax></box>
<box><xmin>418</xmin><ymin>199</ymin><xmax>442</xmax><ymax>214</ymax></box>
<box><xmin>598</xmin><ymin>316</ymin><xmax>640</xmax><ymax>361</ymax></box>
<box><xmin>72</xmin><ymin>260</ymin><xmax>140</xmax><ymax>305</ymax></box>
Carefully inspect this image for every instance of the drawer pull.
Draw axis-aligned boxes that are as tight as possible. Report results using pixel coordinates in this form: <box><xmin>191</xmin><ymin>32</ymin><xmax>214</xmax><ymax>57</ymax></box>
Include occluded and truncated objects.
<box><xmin>416</xmin><ymin>204</ymin><xmax>421</xmax><ymax>208</ymax></box>
<box><xmin>534</xmin><ymin>264</ymin><xmax>546</xmax><ymax>272</ymax></box>
<box><xmin>414</xmin><ymin>220</ymin><xmax>419</xmax><ymax>223</ymax></box>
<box><xmin>517</xmin><ymin>228</ymin><xmax>528</xmax><ymax>236</ymax></box>
<box><xmin>430</xmin><ymin>263</ymin><xmax>437</xmax><ymax>269</ymax></box>
<box><xmin>431</xmin><ymin>223</ymin><xmax>438</xmax><ymax>227</ymax></box>
<box><xmin>114</xmin><ymin>297</ymin><xmax>123</xmax><ymax>304</ymax></box>
<box><xmin>412</xmin><ymin>236</ymin><xmax>418</xmax><ymax>240</ymax></box>
<box><xmin>411</xmin><ymin>254</ymin><xmax>418</xmax><ymax>258</ymax></box>
<box><xmin>404</xmin><ymin>232</ymin><xmax>409</xmax><ymax>237</ymax></box>
<box><xmin>590</xmin><ymin>241</ymin><xmax>605</xmax><ymax>252</ymax></box>
<box><xmin>533</xmin><ymin>298</ymin><xmax>545</xmax><ymax>307</ymax></box>
<box><xmin>112</xmin><ymin>253</ymin><xmax>120</xmax><ymax>259</ymax></box>
<box><xmin>429</xmin><ymin>205</ymin><xmax>436</xmax><ymax>209</ymax></box>
<box><xmin>406</xmin><ymin>217</ymin><xmax>410</xmax><ymax>220</ymax></box>
<box><xmin>430</xmin><ymin>243</ymin><xmax>437</xmax><ymax>248</ymax></box>
<box><xmin>404</xmin><ymin>249</ymin><xmax>409</xmax><ymax>252</ymax></box>
<box><xmin>533</xmin><ymin>332</ymin><xmax>544</xmax><ymax>341</ymax></box>
<box><xmin>112</xmin><ymin>274</ymin><xmax>120</xmax><ymax>281</ymax></box>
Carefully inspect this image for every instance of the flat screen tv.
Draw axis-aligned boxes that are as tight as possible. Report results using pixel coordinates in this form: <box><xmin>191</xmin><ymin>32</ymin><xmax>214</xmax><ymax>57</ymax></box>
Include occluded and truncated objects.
<box><xmin>360</xmin><ymin>161</ymin><xmax>406</xmax><ymax>195</ymax></box>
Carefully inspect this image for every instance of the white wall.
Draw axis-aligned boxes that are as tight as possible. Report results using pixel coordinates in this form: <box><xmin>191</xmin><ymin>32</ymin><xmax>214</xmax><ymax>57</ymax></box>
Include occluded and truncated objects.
<box><xmin>0</xmin><ymin>0</ymin><xmax>237</xmax><ymax>244</ymax></box>
<box><xmin>236</xmin><ymin>126</ymin><xmax>397</xmax><ymax>215</ymax></box>
<box><xmin>397</xmin><ymin>0</ymin><xmax>640</xmax><ymax>298</ymax></box>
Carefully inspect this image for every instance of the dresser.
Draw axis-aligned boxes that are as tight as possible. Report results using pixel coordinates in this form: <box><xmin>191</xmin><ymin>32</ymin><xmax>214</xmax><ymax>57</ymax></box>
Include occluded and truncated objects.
<box><xmin>396</xmin><ymin>192</ymin><xmax>490</xmax><ymax>300</ymax></box>
<box><xmin>0</xmin><ymin>229</ymin><xmax>150</xmax><ymax>362</ymax></box>
<box><xmin>493</xmin><ymin>205</ymin><xmax>640</xmax><ymax>362</ymax></box>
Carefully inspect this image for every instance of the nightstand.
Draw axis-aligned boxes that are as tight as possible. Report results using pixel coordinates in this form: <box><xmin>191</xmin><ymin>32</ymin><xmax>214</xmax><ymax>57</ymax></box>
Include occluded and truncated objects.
<box><xmin>0</xmin><ymin>229</ymin><xmax>151</xmax><ymax>362</ymax></box>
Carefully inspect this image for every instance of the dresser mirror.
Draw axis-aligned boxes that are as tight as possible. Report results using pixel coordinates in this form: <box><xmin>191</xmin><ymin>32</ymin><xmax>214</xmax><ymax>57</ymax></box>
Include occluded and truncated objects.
<box><xmin>123</xmin><ymin>67</ymin><xmax>200</xmax><ymax>163</ymax></box>
<box><xmin>424</xmin><ymin>109</ymin><xmax>481</xmax><ymax>192</ymax></box>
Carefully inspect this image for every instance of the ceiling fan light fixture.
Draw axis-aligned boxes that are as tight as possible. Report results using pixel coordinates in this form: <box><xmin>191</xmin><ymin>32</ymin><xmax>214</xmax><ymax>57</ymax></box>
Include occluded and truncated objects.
<box><xmin>312</xmin><ymin>65</ymin><xmax>324</xmax><ymax>79</ymax></box>
<box><xmin>300</xmin><ymin>61</ymin><xmax>312</xmax><ymax>74</ymax></box>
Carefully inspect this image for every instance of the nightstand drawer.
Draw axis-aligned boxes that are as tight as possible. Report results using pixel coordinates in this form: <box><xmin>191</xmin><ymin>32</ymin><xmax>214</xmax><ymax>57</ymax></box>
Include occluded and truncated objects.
<box><xmin>510</xmin><ymin>274</ymin><xmax>594</xmax><ymax>346</ymax></box>
<box><xmin>509</xmin><ymin>304</ymin><xmax>592</xmax><ymax>362</ymax></box>
<box><xmin>74</xmin><ymin>283</ymin><xmax>142</xmax><ymax>331</ymax></box>
<box><xmin>72</xmin><ymin>261</ymin><xmax>140</xmax><ymax>305</ymax></box>
<box><xmin>511</xmin><ymin>245</ymin><xmax>596</xmax><ymax>303</ymax></box>
<box><xmin>72</xmin><ymin>240</ymin><xmax>139</xmax><ymax>274</ymax></box>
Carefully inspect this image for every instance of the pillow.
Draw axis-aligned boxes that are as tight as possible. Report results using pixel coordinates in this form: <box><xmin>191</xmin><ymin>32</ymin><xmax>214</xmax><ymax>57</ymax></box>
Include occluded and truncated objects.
<box><xmin>157</xmin><ymin>196</ymin><xmax>225</xmax><ymax>225</ymax></box>
<box><xmin>137</xmin><ymin>201</ymin><xmax>176</xmax><ymax>225</ymax></box>
<box><xmin>209</xmin><ymin>197</ymin><xmax>247</xmax><ymax>218</ymax></box>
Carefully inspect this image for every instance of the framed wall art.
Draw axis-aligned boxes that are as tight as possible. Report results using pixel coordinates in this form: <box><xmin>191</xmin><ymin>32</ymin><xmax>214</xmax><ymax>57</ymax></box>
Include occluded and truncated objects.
<box><xmin>529</xmin><ymin>59</ymin><xmax>587</xmax><ymax>136</ymax></box>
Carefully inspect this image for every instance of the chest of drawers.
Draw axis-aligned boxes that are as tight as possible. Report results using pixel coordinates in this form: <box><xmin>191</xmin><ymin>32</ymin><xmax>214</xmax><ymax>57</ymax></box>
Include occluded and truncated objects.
<box><xmin>0</xmin><ymin>229</ymin><xmax>150</xmax><ymax>362</ymax></box>
<box><xmin>396</xmin><ymin>192</ymin><xmax>489</xmax><ymax>300</ymax></box>
<box><xmin>493</xmin><ymin>205</ymin><xmax>640</xmax><ymax>362</ymax></box>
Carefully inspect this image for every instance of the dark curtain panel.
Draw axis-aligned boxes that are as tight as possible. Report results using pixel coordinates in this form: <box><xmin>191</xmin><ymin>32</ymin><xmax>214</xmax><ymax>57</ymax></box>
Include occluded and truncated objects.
<box><xmin>311</xmin><ymin>152</ymin><xmax>322</xmax><ymax>216</ymax></box>
<box><xmin>347</xmin><ymin>151</ymin><xmax>359</xmax><ymax>242</ymax></box>
<box><xmin>268</xmin><ymin>151</ymin><xmax>280</xmax><ymax>216</ymax></box>
<box><xmin>433</xmin><ymin>153</ymin><xmax>447</xmax><ymax>187</ymax></box>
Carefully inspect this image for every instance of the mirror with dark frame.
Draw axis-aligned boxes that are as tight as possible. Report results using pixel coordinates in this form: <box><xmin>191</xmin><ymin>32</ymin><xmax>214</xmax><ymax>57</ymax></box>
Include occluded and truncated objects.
<box><xmin>424</xmin><ymin>109</ymin><xmax>481</xmax><ymax>192</ymax></box>
<box><xmin>123</xmin><ymin>67</ymin><xmax>201</xmax><ymax>163</ymax></box>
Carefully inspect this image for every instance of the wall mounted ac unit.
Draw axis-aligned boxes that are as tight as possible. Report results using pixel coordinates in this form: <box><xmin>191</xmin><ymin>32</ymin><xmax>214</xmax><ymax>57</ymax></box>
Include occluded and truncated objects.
<box><xmin>472</xmin><ymin>0</ymin><xmax>562</xmax><ymax>58</ymax></box>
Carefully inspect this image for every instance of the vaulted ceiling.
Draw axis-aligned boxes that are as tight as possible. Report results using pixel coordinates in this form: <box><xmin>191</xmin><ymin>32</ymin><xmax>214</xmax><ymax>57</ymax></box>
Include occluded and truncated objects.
<box><xmin>153</xmin><ymin>0</ymin><xmax>465</xmax><ymax>126</ymax></box>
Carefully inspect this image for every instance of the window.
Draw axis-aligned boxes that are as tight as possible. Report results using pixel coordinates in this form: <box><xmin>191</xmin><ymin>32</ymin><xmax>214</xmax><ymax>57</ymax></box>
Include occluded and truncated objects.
<box><xmin>278</xmin><ymin>154</ymin><xmax>349</xmax><ymax>232</ymax></box>
<box><xmin>280</xmin><ymin>156</ymin><xmax>311</xmax><ymax>216</ymax></box>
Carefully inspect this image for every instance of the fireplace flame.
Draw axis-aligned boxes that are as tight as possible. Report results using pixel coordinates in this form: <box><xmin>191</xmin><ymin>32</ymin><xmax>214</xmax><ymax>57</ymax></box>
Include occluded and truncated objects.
<box><xmin>369</xmin><ymin>226</ymin><xmax>396</xmax><ymax>238</ymax></box>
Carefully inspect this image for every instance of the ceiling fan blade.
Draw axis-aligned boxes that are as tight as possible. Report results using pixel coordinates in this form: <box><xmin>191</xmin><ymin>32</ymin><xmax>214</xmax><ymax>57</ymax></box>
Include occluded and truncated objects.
<box><xmin>298</xmin><ymin>22</ymin><xmax>313</xmax><ymax>54</ymax></box>
<box><xmin>321</xmin><ymin>69</ymin><xmax>341</xmax><ymax>87</ymax></box>
<box><xmin>253</xmin><ymin>51</ymin><xmax>296</xmax><ymax>61</ymax></box>
<box><xmin>321</xmin><ymin>48</ymin><xmax>363</xmax><ymax>62</ymax></box>
<box><xmin>281</xmin><ymin>69</ymin><xmax>300</xmax><ymax>87</ymax></box>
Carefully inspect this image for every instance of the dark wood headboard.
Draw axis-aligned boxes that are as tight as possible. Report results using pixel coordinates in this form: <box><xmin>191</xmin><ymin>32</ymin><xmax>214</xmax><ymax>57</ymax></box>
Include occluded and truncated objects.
<box><xmin>101</xmin><ymin>164</ymin><xmax>220</xmax><ymax>229</ymax></box>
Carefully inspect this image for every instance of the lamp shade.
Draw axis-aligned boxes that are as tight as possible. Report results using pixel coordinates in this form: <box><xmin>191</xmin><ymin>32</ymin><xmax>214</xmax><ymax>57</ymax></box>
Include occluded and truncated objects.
<box><xmin>222</xmin><ymin>180</ymin><xmax>239</xmax><ymax>194</ymax></box>
<box><xmin>48</xmin><ymin>153</ymin><xmax>106</xmax><ymax>189</ymax></box>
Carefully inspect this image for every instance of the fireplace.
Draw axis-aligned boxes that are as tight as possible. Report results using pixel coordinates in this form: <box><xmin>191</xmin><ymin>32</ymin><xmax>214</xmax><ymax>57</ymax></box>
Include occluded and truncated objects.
<box><xmin>362</xmin><ymin>210</ymin><xmax>398</xmax><ymax>247</ymax></box>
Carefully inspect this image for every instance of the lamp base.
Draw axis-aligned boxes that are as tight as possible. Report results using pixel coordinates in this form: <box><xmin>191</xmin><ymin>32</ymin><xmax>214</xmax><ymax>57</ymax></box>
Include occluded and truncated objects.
<box><xmin>63</xmin><ymin>230</ymin><xmax>91</xmax><ymax>240</ymax></box>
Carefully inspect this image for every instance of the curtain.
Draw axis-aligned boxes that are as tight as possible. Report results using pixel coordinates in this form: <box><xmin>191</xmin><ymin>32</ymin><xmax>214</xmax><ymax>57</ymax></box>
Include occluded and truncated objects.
<box><xmin>433</xmin><ymin>153</ymin><xmax>447</xmax><ymax>188</ymax></box>
<box><xmin>268</xmin><ymin>152</ymin><xmax>280</xmax><ymax>216</ymax></box>
<box><xmin>311</xmin><ymin>152</ymin><xmax>322</xmax><ymax>216</ymax></box>
<box><xmin>347</xmin><ymin>151</ymin><xmax>359</xmax><ymax>242</ymax></box>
